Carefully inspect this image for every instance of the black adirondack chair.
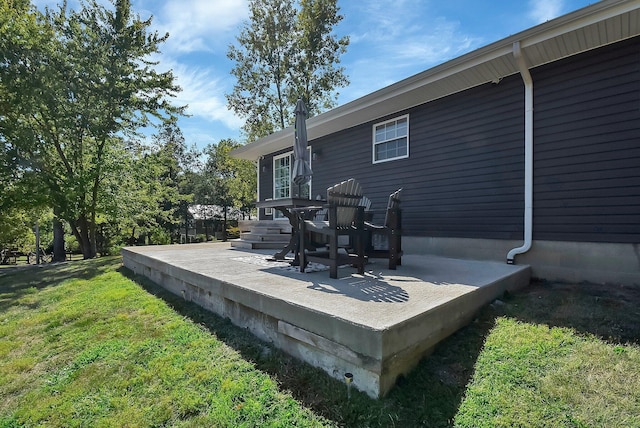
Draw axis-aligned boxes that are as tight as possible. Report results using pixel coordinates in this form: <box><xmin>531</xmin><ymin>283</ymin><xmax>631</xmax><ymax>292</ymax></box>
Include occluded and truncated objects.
<box><xmin>299</xmin><ymin>179</ymin><xmax>367</xmax><ymax>279</ymax></box>
<box><xmin>365</xmin><ymin>188</ymin><xmax>403</xmax><ymax>270</ymax></box>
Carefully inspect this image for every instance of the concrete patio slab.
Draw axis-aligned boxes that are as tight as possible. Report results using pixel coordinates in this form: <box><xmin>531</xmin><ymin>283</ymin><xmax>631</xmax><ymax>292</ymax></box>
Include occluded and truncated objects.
<box><xmin>122</xmin><ymin>242</ymin><xmax>530</xmax><ymax>398</ymax></box>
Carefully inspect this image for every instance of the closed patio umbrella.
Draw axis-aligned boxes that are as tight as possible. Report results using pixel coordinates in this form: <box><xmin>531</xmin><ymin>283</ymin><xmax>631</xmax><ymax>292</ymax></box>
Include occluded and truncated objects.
<box><xmin>291</xmin><ymin>98</ymin><xmax>312</xmax><ymax>196</ymax></box>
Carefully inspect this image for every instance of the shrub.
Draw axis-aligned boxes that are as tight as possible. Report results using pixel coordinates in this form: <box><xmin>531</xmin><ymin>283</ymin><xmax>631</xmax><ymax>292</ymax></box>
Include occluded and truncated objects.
<box><xmin>227</xmin><ymin>227</ymin><xmax>240</xmax><ymax>239</ymax></box>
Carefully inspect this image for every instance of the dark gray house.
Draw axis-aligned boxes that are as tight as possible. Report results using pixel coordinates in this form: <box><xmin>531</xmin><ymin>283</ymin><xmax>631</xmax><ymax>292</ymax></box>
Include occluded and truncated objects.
<box><xmin>232</xmin><ymin>0</ymin><xmax>640</xmax><ymax>286</ymax></box>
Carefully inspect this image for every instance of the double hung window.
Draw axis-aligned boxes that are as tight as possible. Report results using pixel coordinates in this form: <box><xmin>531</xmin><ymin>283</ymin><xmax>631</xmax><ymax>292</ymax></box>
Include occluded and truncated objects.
<box><xmin>273</xmin><ymin>153</ymin><xmax>291</xmax><ymax>200</ymax></box>
<box><xmin>373</xmin><ymin>115</ymin><xmax>409</xmax><ymax>163</ymax></box>
<box><xmin>272</xmin><ymin>151</ymin><xmax>311</xmax><ymax>218</ymax></box>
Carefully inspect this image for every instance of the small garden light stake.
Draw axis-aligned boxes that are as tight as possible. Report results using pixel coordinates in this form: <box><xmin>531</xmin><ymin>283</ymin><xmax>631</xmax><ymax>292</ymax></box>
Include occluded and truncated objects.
<box><xmin>344</xmin><ymin>372</ymin><xmax>353</xmax><ymax>400</ymax></box>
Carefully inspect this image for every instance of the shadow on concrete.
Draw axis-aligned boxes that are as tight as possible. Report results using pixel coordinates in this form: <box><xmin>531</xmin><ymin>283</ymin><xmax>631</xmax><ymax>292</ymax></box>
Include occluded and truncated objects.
<box><xmin>304</xmin><ymin>272</ymin><xmax>411</xmax><ymax>303</ymax></box>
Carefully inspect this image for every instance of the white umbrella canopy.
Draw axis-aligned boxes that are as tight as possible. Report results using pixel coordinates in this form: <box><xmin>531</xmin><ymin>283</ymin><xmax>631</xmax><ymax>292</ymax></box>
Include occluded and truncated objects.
<box><xmin>291</xmin><ymin>99</ymin><xmax>312</xmax><ymax>194</ymax></box>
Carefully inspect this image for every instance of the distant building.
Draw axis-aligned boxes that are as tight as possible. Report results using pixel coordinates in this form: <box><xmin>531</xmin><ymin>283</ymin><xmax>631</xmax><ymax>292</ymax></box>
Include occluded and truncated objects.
<box><xmin>180</xmin><ymin>204</ymin><xmax>243</xmax><ymax>242</ymax></box>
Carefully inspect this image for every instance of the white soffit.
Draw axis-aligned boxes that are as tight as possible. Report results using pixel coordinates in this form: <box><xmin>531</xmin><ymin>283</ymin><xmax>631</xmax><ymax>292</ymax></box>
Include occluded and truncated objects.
<box><xmin>232</xmin><ymin>0</ymin><xmax>640</xmax><ymax>160</ymax></box>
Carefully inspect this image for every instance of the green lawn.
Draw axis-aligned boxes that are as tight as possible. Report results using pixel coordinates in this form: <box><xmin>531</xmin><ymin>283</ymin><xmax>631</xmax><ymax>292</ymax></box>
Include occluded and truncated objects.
<box><xmin>1</xmin><ymin>258</ymin><xmax>639</xmax><ymax>427</ymax></box>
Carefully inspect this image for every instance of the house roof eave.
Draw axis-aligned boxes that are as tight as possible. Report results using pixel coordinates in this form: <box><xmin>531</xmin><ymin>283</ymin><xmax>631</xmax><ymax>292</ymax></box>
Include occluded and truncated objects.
<box><xmin>231</xmin><ymin>0</ymin><xmax>640</xmax><ymax>161</ymax></box>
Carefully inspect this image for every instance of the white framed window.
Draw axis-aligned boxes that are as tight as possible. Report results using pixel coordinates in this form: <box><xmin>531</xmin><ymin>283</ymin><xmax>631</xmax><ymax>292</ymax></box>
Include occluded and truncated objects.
<box><xmin>372</xmin><ymin>114</ymin><xmax>409</xmax><ymax>163</ymax></box>
<box><xmin>271</xmin><ymin>150</ymin><xmax>311</xmax><ymax>218</ymax></box>
<box><xmin>273</xmin><ymin>152</ymin><xmax>291</xmax><ymax>200</ymax></box>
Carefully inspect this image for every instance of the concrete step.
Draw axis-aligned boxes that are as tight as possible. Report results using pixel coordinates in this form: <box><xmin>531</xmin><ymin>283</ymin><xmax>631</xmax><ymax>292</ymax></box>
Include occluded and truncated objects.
<box><xmin>239</xmin><ymin>219</ymin><xmax>291</xmax><ymax>232</ymax></box>
<box><xmin>250</xmin><ymin>227</ymin><xmax>287</xmax><ymax>235</ymax></box>
<box><xmin>230</xmin><ymin>239</ymin><xmax>289</xmax><ymax>250</ymax></box>
<box><xmin>241</xmin><ymin>232</ymin><xmax>290</xmax><ymax>242</ymax></box>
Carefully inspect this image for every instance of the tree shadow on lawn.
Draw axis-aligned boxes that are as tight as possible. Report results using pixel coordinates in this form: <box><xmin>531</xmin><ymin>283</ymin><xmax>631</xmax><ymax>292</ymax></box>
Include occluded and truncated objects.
<box><xmin>120</xmin><ymin>265</ymin><xmax>502</xmax><ymax>427</ymax></box>
<box><xmin>0</xmin><ymin>257</ymin><xmax>120</xmax><ymax>312</ymax></box>
<box><xmin>502</xmin><ymin>279</ymin><xmax>640</xmax><ymax>345</ymax></box>
<box><xmin>119</xmin><ymin>265</ymin><xmax>640</xmax><ymax>426</ymax></box>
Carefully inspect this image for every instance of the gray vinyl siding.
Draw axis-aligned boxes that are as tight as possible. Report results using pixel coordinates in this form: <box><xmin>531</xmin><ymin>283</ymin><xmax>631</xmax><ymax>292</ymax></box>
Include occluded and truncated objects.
<box><xmin>532</xmin><ymin>36</ymin><xmax>640</xmax><ymax>243</ymax></box>
<box><xmin>295</xmin><ymin>74</ymin><xmax>527</xmax><ymax>240</ymax></box>
<box><xmin>406</xmin><ymin>76</ymin><xmax>525</xmax><ymax>239</ymax></box>
<box><xmin>258</xmin><ymin>36</ymin><xmax>640</xmax><ymax>243</ymax></box>
<box><xmin>258</xmin><ymin>157</ymin><xmax>273</xmax><ymax>198</ymax></box>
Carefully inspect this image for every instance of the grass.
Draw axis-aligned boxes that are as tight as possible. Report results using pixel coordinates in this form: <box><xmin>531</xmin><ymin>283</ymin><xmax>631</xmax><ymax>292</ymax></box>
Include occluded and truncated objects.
<box><xmin>0</xmin><ymin>259</ymin><xmax>328</xmax><ymax>427</ymax></box>
<box><xmin>455</xmin><ymin>282</ymin><xmax>640</xmax><ymax>428</ymax></box>
<box><xmin>0</xmin><ymin>258</ymin><xmax>639</xmax><ymax>427</ymax></box>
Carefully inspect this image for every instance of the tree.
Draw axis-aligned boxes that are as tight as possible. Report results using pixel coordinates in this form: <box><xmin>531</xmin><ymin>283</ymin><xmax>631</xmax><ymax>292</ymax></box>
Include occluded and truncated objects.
<box><xmin>291</xmin><ymin>0</ymin><xmax>349</xmax><ymax>113</ymax></box>
<box><xmin>0</xmin><ymin>0</ymin><xmax>58</xmax><ymax>256</ymax></box>
<box><xmin>101</xmin><ymin>124</ymin><xmax>198</xmax><ymax>248</ymax></box>
<box><xmin>226</xmin><ymin>0</ymin><xmax>348</xmax><ymax>141</ymax></box>
<box><xmin>142</xmin><ymin>123</ymin><xmax>198</xmax><ymax>244</ymax></box>
<box><xmin>201</xmin><ymin>140</ymin><xmax>256</xmax><ymax>239</ymax></box>
<box><xmin>0</xmin><ymin>0</ymin><xmax>183</xmax><ymax>259</ymax></box>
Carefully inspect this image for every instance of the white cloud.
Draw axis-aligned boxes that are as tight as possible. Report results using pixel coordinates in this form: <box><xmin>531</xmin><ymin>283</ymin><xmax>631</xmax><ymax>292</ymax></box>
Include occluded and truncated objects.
<box><xmin>393</xmin><ymin>18</ymin><xmax>477</xmax><ymax>66</ymax></box>
<box><xmin>171</xmin><ymin>63</ymin><xmax>243</xmax><ymax>130</ymax></box>
<box><xmin>154</xmin><ymin>0</ymin><xmax>249</xmax><ymax>54</ymax></box>
<box><xmin>528</xmin><ymin>0</ymin><xmax>564</xmax><ymax>23</ymax></box>
<box><xmin>338</xmin><ymin>0</ymin><xmax>482</xmax><ymax>103</ymax></box>
<box><xmin>32</xmin><ymin>0</ymin><xmax>245</xmax><ymax>148</ymax></box>
<box><xmin>140</xmin><ymin>1</ymin><xmax>247</xmax><ymax>138</ymax></box>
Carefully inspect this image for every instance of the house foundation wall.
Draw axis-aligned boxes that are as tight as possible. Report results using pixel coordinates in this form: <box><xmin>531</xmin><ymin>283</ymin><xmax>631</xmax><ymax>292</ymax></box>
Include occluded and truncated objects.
<box><xmin>404</xmin><ymin>237</ymin><xmax>640</xmax><ymax>286</ymax></box>
<box><xmin>122</xmin><ymin>249</ymin><xmax>386</xmax><ymax>397</ymax></box>
<box><xmin>121</xmin><ymin>245</ymin><xmax>530</xmax><ymax>398</ymax></box>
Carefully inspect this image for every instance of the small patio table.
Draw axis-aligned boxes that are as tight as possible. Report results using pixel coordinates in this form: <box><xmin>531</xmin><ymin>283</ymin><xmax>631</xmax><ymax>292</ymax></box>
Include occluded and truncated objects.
<box><xmin>256</xmin><ymin>198</ymin><xmax>325</xmax><ymax>265</ymax></box>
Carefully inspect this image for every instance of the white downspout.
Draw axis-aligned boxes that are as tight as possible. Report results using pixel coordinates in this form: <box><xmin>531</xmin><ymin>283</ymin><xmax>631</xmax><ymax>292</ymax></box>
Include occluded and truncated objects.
<box><xmin>507</xmin><ymin>41</ymin><xmax>533</xmax><ymax>264</ymax></box>
<box><xmin>256</xmin><ymin>158</ymin><xmax>261</xmax><ymax>220</ymax></box>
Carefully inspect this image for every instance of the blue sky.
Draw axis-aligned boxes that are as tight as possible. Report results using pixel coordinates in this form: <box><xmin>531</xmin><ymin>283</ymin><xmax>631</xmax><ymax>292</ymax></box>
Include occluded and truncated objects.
<box><xmin>34</xmin><ymin>0</ymin><xmax>595</xmax><ymax>150</ymax></box>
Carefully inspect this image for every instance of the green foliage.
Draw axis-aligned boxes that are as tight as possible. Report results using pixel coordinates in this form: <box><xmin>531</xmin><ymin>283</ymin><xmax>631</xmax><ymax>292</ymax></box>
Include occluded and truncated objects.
<box><xmin>0</xmin><ymin>208</ymin><xmax>33</xmax><ymax>251</ymax></box>
<box><xmin>0</xmin><ymin>207</ymin><xmax>53</xmax><ymax>253</ymax></box>
<box><xmin>227</xmin><ymin>0</ymin><xmax>349</xmax><ymax>141</ymax></box>
<box><xmin>226</xmin><ymin>226</ymin><xmax>241</xmax><ymax>239</ymax></box>
<box><xmin>0</xmin><ymin>0</ymin><xmax>53</xmax><ymax>216</ymax></box>
<box><xmin>0</xmin><ymin>0</ymin><xmax>183</xmax><ymax>258</ymax></box>
<box><xmin>0</xmin><ymin>258</ymin><xmax>330</xmax><ymax>427</ymax></box>
<box><xmin>200</xmin><ymin>139</ymin><xmax>256</xmax><ymax>219</ymax></box>
<box><xmin>107</xmin><ymin>124</ymin><xmax>197</xmax><ymax>247</ymax></box>
<box><xmin>292</xmin><ymin>0</ymin><xmax>349</xmax><ymax>112</ymax></box>
<box><xmin>149</xmin><ymin>228</ymin><xmax>172</xmax><ymax>245</ymax></box>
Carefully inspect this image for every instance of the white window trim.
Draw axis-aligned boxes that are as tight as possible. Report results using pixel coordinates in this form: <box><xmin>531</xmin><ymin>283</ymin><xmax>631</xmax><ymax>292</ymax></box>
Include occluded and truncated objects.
<box><xmin>271</xmin><ymin>149</ymin><xmax>312</xmax><ymax>219</ymax></box>
<box><xmin>372</xmin><ymin>114</ymin><xmax>410</xmax><ymax>164</ymax></box>
<box><xmin>273</xmin><ymin>150</ymin><xmax>293</xmax><ymax>199</ymax></box>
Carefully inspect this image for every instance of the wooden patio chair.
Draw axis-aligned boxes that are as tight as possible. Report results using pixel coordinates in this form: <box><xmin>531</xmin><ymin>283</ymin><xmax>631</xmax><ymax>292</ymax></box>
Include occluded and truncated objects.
<box><xmin>299</xmin><ymin>178</ymin><xmax>366</xmax><ymax>278</ymax></box>
<box><xmin>365</xmin><ymin>188</ymin><xmax>403</xmax><ymax>270</ymax></box>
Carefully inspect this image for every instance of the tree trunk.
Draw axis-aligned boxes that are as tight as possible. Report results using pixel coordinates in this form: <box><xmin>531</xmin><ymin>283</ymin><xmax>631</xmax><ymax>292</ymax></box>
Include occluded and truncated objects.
<box><xmin>52</xmin><ymin>216</ymin><xmax>66</xmax><ymax>262</ymax></box>
<box><xmin>89</xmin><ymin>224</ymin><xmax>97</xmax><ymax>256</ymax></box>
<box><xmin>75</xmin><ymin>215</ymin><xmax>96</xmax><ymax>259</ymax></box>
<box><xmin>89</xmin><ymin>210</ymin><xmax>98</xmax><ymax>257</ymax></box>
<box><xmin>223</xmin><ymin>206</ymin><xmax>228</xmax><ymax>242</ymax></box>
<box><xmin>184</xmin><ymin>205</ymin><xmax>190</xmax><ymax>243</ymax></box>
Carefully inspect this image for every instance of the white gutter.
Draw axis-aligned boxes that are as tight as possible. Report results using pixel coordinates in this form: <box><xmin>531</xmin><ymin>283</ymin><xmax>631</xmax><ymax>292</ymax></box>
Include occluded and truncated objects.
<box><xmin>256</xmin><ymin>159</ymin><xmax>261</xmax><ymax>220</ymax></box>
<box><xmin>507</xmin><ymin>41</ymin><xmax>533</xmax><ymax>264</ymax></box>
